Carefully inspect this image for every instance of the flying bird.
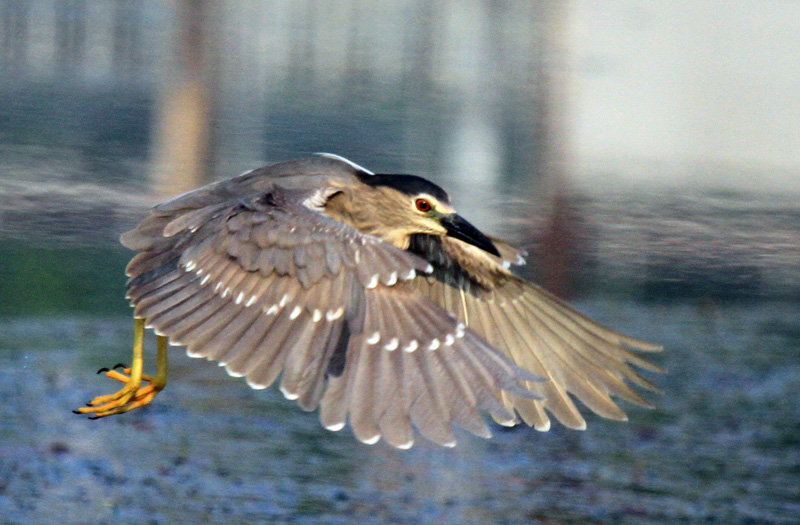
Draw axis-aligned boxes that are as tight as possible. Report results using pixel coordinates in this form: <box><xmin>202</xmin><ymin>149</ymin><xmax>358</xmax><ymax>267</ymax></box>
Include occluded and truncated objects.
<box><xmin>76</xmin><ymin>154</ymin><xmax>662</xmax><ymax>449</ymax></box>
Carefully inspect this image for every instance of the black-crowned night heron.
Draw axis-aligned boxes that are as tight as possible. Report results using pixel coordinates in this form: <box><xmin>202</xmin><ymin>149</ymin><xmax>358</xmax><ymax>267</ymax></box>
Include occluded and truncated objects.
<box><xmin>76</xmin><ymin>154</ymin><xmax>661</xmax><ymax>449</ymax></box>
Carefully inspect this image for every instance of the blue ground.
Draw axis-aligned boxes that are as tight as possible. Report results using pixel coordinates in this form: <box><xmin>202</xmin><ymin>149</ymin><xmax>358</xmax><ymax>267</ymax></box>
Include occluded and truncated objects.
<box><xmin>1</xmin><ymin>299</ymin><xmax>797</xmax><ymax>524</ymax></box>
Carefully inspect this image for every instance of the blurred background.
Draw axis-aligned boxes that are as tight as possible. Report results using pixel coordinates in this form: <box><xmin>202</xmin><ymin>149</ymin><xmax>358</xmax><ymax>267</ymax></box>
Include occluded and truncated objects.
<box><xmin>1</xmin><ymin>1</ymin><xmax>798</xmax><ymax>523</ymax></box>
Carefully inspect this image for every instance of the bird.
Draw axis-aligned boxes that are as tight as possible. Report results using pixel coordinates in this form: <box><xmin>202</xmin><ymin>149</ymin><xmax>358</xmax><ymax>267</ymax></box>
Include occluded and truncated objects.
<box><xmin>75</xmin><ymin>154</ymin><xmax>662</xmax><ymax>449</ymax></box>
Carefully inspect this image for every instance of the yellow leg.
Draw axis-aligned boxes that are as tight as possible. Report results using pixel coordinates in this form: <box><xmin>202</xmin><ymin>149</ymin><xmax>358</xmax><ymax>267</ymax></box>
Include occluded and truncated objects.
<box><xmin>74</xmin><ymin>318</ymin><xmax>168</xmax><ymax>418</ymax></box>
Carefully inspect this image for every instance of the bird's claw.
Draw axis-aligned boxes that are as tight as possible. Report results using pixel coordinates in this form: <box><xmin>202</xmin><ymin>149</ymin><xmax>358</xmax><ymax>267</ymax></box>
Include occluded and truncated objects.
<box><xmin>75</xmin><ymin>366</ymin><xmax>161</xmax><ymax>418</ymax></box>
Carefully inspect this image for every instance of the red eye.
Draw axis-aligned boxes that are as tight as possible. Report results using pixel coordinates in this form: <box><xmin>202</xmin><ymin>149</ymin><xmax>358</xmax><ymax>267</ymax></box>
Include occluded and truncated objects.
<box><xmin>415</xmin><ymin>198</ymin><xmax>431</xmax><ymax>212</ymax></box>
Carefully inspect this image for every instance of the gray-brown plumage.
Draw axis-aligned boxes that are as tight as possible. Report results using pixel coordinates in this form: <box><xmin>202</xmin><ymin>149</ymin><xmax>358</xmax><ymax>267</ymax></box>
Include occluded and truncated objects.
<box><xmin>119</xmin><ymin>154</ymin><xmax>662</xmax><ymax>448</ymax></box>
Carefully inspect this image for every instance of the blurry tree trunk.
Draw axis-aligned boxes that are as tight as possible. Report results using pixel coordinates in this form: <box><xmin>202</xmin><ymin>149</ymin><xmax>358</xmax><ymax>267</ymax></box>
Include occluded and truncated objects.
<box><xmin>533</xmin><ymin>1</ymin><xmax>581</xmax><ymax>298</ymax></box>
<box><xmin>1</xmin><ymin>1</ymin><xmax>30</xmax><ymax>71</ymax></box>
<box><xmin>149</xmin><ymin>0</ymin><xmax>216</xmax><ymax>199</ymax></box>
<box><xmin>54</xmin><ymin>0</ymin><xmax>86</xmax><ymax>75</ymax></box>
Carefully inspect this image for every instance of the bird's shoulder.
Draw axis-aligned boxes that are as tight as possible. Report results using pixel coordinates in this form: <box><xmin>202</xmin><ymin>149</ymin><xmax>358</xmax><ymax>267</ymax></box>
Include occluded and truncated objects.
<box><xmin>151</xmin><ymin>156</ymin><xmax>364</xmax><ymax>217</ymax></box>
<box><xmin>120</xmin><ymin>156</ymin><xmax>367</xmax><ymax>252</ymax></box>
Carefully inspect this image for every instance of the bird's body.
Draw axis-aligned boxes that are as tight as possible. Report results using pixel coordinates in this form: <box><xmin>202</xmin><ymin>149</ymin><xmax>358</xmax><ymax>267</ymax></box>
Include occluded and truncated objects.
<box><xmin>77</xmin><ymin>154</ymin><xmax>661</xmax><ymax>448</ymax></box>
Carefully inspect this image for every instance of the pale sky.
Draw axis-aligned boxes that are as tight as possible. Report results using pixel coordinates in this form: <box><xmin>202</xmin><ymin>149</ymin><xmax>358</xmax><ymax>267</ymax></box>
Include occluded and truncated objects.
<box><xmin>570</xmin><ymin>1</ymin><xmax>800</xmax><ymax>190</ymax></box>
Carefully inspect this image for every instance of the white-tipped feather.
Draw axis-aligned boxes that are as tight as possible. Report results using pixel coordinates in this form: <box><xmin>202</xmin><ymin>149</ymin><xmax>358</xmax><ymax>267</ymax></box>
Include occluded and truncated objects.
<box><xmin>326</xmin><ymin>307</ymin><xmax>344</xmax><ymax>321</ymax></box>
<box><xmin>361</xmin><ymin>434</ymin><xmax>381</xmax><ymax>445</ymax></box>
<box><xmin>366</xmin><ymin>274</ymin><xmax>379</xmax><ymax>289</ymax></box>
<box><xmin>280</xmin><ymin>385</ymin><xmax>299</xmax><ymax>400</ymax></box>
<box><xmin>289</xmin><ymin>306</ymin><xmax>302</xmax><ymax>320</ymax></box>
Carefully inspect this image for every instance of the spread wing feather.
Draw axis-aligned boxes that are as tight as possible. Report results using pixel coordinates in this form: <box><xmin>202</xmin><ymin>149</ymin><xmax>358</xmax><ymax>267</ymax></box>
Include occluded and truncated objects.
<box><xmin>409</xmin><ymin>235</ymin><xmax>662</xmax><ymax>431</ymax></box>
<box><xmin>123</xmin><ymin>182</ymin><xmax>539</xmax><ymax>448</ymax></box>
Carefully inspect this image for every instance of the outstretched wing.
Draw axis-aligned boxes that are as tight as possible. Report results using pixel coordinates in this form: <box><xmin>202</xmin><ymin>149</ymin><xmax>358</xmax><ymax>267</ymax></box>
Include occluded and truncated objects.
<box><xmin>409</xmin><ymin>235</ymin><xmax>663</xmax><ymax>432</ymax></box>
<box><xmin>122</xmin><ymin>184</ymin><xmax>539</xmax><ymax>448</ymax></box>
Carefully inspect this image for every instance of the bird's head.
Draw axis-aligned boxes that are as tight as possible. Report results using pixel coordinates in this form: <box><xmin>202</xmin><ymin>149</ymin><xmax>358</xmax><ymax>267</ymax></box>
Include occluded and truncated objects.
<box><xmin>343</xmin><ymin>173</ymin><xmax>500</xmax><ymax>257</ymax></box>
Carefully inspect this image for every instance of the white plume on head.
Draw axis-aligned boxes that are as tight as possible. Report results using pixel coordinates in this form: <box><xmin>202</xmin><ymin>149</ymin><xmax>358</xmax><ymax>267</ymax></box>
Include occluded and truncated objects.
<box><xmin>315</xmin><ymin>153</ymin><xmax>374</xmax><ymax>175</ymax></box>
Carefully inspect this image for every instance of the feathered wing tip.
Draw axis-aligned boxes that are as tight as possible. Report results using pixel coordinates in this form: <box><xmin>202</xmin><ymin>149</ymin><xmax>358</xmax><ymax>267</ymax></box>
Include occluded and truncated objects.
<box><xmin>410</xmin><ymin>270</ymin><xmax>663</xmax><ymax>433</ymax></box>
<box><xmin>505</xmin><ymin>280</ymin><xmax>663</xmax><ymax>429</ymax></box>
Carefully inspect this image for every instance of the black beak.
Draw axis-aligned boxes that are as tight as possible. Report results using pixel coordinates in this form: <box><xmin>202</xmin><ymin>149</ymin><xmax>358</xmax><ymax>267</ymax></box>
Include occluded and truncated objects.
<box><xmin>440</xmin><ymin>214</ymin><xmax>500</xmax><ymax>257</ymax></box>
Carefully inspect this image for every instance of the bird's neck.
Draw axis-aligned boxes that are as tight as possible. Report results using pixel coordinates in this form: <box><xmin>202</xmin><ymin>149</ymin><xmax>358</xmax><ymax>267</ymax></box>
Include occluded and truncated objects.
<box><xmin>322</xmin><ymin>190</ymin><xmax>412</xmax><ymax>250</ymax></box>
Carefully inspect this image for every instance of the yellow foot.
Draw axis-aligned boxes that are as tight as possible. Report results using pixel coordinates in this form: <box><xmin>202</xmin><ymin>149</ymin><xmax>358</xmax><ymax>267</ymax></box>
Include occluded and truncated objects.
<box><xmin>74</xmin><ymin>363</ymin><xmax>164</xmax><ymax>419</ymax></box>
<box><xmin>74</xmin><ymin>318</ymin><xmax>168</xmax><ymax>419</ymax></box>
